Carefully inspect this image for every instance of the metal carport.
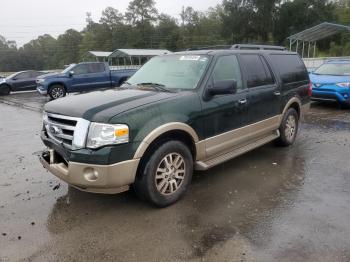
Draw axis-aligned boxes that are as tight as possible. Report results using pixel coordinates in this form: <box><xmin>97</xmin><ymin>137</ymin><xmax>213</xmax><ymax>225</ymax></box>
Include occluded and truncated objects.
<box><xmin>108</xmin><ymin>49</ymin><xmax>171</xmax><ymax>66</ymax></box>
<box><xmin>84</xmin><ymin>51</ymin><xmax>113</xmax><ymax>62</ymax></box>
<box><xmin>287</xmin><ymin>22</ymin><xmax>350</xmax><ymax>58</ymax></box>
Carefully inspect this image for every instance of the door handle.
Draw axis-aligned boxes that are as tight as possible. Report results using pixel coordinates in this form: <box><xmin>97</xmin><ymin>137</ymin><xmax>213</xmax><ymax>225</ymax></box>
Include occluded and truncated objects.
<box><xmin>238</xmin><ymin>98</ymin><xmax>247</xmax><ymax>105</ymax></box>
<box><xmin>274</xmin><ymin>91</ymin><xmax>281</xmax><ymax>96</ymax></box>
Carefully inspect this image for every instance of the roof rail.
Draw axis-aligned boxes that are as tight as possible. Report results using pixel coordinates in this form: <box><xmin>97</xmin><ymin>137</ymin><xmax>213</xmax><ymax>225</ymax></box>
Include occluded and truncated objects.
<box><xmin>231</xmin><ymin>44</ymin><xmax>287</xmax><ymax>51</ymax></box>
<box><xmin>186</xmin><ymin>45</ymin><xmax>232</xmax><ymax>51</ymax></box>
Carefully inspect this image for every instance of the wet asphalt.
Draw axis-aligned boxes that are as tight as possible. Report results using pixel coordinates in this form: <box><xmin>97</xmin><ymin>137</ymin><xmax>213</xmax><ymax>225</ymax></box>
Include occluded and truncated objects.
<box><xmin>0</xmin><ymin>92</ymin><xmax>350</xmax><ymax>262</ymax></box>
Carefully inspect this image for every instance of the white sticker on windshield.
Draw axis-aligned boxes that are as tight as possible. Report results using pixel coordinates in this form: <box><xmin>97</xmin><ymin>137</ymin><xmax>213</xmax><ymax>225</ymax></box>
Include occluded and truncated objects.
<box><xmin>180</xmin><ymin>55</ymin><xmax>201</xmax><ymax>61</ymax></box>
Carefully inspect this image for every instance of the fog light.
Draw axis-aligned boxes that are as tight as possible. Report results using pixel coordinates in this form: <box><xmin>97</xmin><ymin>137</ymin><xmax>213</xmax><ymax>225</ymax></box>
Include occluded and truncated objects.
<box><xmin>84</xmin><ymin>168</ymin><xmax>99</xmax><ymax>182</ymax></box>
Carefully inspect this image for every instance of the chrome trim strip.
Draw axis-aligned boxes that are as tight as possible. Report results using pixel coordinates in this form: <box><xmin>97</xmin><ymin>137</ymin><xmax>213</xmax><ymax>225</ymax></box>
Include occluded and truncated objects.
<box><xmin>46</xmin><ymin>112</ymin><xmax>82</xmax><ymax>121</ymax></box>
<box><xmin>72</xmin><ymin>118</ymin><xmax>90</xmax><ymax>149</ymax></box>
<box><xmin>44</xmin><ymin>120</ymin><xmax>75</xmax><ymax>131</ymax></box>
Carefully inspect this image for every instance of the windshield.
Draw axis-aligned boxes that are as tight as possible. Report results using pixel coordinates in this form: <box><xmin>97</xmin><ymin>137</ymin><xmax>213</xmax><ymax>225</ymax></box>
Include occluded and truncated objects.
<box><xmin>61</xmin><ymin>64</ymin><xmax>77</xmax><ymax>74</ymax></box>
<box><xmin>314</xmin><ymin>63</ymin><xmax>350</xmax><ymax>76</ymax></box>
<box><xmin>6</xmin><ymin>72</ymin><xmax>19</xmax><ymax>80</ymax></box>
<box><xmin>127</xmin><ymin>55</ymin><xmax>210</xmax><ymax>90</ymax></box>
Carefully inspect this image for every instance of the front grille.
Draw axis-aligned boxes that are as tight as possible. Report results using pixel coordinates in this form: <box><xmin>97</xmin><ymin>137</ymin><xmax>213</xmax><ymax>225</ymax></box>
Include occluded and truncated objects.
<box><xmin>44</xmin><ymin>113</ymin><xmax>79</xmax><ymax>150</ymax></box>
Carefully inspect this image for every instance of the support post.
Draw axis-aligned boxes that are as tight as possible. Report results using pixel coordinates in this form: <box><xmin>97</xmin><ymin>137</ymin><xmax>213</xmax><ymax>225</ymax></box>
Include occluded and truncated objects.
<box><xmin>313</xmin><ymin>42</ymin><xmax>316</xmax><ymax>58</ymax></box>
<box><xmin>296</xmin><ymin>40</ymin><xmax>299</xmax><ymax>54</ymax></box>
<box><xmin>289</xmin><ymin>39</ymin><xmax>292</xmax><ymax>51</ymax></box>
<box><xmin>308</xmin><ymin>42</ymin><xmax>311</xmax><ymax>58</ymax></box>
<box><xmin>302</xmin><ymin>41</ymin><xmax>305</xmax><ymax>58</ymax></box>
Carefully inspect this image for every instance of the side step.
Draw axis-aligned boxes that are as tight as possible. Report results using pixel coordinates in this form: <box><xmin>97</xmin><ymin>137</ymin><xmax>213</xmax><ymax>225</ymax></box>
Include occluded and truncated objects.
<box><xmin>195</xmin><ymin>131</ymin><xmax>280</xmax><ymax>171</ymax></box>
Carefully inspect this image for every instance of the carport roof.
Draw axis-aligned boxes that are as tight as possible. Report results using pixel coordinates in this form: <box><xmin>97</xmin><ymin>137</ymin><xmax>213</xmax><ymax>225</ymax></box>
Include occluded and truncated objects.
<box><xmin>88</xmin><ymin>51</ymin><xmax>113</xmax><ymax>57</ymax></box>
<box><xmin>109</xmin><ymin>49</ymin><xmax>171</xmax><ymax>58</ymax></box>
<box><xmin>287</xmin><ymin>22</ymin><xmax>350</xmax><ymax>42</ymax></box>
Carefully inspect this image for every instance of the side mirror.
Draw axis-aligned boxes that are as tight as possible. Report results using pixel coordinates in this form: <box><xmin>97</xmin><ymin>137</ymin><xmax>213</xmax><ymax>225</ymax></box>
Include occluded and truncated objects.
<box><xmin>207</xmin><ymin>79</ymin><xmax>237</xmax><ymax>97</ymax></box>
<box><xmin>69</xmin><ymin>71</ymin><xmax>74</xmax><ymax>77</ymax></box>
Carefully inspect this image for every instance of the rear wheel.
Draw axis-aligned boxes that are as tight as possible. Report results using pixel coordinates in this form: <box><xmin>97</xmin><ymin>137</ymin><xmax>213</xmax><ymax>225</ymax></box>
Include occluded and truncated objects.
<box><xmin>0</xmin><ymin>84</ymin><xmax>10</xmax><ymax>96</ymax></box>
<box><xmin>277</xmin><ymin>108</ymin><xmax>299</xmax><ymax>146</ymax></box>
<box><xmin>48</xmin><ymin>85</ymin><xmax>66</xmax><ymax>100</ymax></box>
<box><xmin>134</xmin><ymin>140</ymin><xmax>193</xmax><ymax>207</ymax></box>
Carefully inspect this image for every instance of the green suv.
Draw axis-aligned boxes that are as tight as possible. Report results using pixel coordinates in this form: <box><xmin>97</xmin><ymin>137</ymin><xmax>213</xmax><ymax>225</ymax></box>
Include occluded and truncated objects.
<box><xmin>39</xmin><ymin>46</ymin><xmax>310</xmax><ymax>207</ymax></box>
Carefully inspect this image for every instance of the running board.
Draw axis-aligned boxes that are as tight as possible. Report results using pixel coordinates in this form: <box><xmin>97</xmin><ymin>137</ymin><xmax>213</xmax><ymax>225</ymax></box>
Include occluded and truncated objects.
<box><xmin>195</xmin><ymin>131</ymin><xmax>280</xmax><ymax>171</ymax></box>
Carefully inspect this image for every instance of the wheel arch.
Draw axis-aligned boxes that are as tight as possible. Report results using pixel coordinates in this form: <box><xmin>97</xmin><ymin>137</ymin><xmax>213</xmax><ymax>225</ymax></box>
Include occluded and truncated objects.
<box><xmin>0</xmin><ymin>83</ymin><xmax>12</xmax><ymax>91</ymax></box>
<box><xmin>48</xmin><ymin>82</ymin><xmax>67</xmax><ymax>92</ymax></box>
<box><xmin>133</xmin><ymin>123</ymin><xmax>200</xmax><ymax>161</ymax></box>
<box><xmin>281</xmin><ymin>97</ymin><xmax>302</xmax><ymax>124</ymax></box>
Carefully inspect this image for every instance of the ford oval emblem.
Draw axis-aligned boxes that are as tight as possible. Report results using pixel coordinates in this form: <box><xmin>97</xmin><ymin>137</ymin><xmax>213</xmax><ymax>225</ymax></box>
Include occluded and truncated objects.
<box><xmin>49</xmin><ymin>125</ymin><xmax>62</xmax><ymax>135</ymax></box>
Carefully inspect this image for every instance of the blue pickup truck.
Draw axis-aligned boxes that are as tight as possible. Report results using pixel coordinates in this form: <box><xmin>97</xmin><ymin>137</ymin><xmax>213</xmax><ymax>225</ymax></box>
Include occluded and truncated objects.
<box><xmin>36</xmin><ymin>62</ymin><xmax>137</xmax><ymax>99</ymax></box>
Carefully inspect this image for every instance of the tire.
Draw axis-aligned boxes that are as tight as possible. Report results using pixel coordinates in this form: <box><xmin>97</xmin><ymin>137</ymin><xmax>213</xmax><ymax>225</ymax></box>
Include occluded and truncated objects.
<box><xmin>48</xmin><ymin>85</ymin><xmax>66</xmax><ymax>100</ymax></box>
<box><xmin>0</xmin><ymin>84</ymin><xmax>10</xmax><ymax>96</ymax></box>
<box><xmin>276</xmin><ymin>108</ymin><xmax>299</xmax><ymax>146</ymax></box>
<box><xmin>118</xmin><ymin>77</ymin><xmax>127</xmax><ymax>86</ymax></box>
<box><xmin>340</xmin><ymin>102</ymin><xmax>350</xmax><ymax>110</ymax></box>
<box><xmin>134</xmin><ymin>140</ymin><xmax>193</xmax><ymax>207</ymax></box>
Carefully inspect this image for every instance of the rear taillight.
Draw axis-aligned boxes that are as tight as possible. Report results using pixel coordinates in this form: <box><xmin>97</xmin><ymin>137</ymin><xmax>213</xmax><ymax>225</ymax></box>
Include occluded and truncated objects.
<box><xmin>308</xmin><ymin>82</ymin><xmax>312</xmax><ymax>97</ymax></box>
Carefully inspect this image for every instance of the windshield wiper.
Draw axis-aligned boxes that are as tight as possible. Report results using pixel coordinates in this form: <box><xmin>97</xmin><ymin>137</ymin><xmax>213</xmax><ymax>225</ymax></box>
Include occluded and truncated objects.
<box><xmin>137</xmin><ymin>82</ymin><xmax>174</xmax><ymax>93</ymax></box>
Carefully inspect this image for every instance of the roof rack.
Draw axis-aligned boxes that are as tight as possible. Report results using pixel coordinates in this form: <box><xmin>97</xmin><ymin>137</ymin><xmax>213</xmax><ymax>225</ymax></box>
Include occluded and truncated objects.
<box><xmin>231</xmin><ymin>44</ymin><xmax>287</xmax><ymax>51</ymax></box>
<box><xmin>185</xmin><ymin>44</ymin><xmax>287</xmax><ymax>52</ymax></box>
<box><xmin>186</xmin><ymin>45</ymin><xmax>232</xmax><ymax>51</ymax></box>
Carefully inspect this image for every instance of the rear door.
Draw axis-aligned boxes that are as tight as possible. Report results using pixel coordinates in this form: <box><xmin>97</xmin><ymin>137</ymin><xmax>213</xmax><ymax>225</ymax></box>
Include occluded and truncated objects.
<box><xmin>11</xmin><ymin>72</ymin><xmax>34</xmax><ymax>91</ymax></box>
<box><xmin>239</xmin><ymin>54</ymin><xmax>281</xmax><ymax>125</ymax></box>
<box><xmin>86</xmin><ymin>63</ymin><xmax>111</xmax><ymax>89</ymax></box>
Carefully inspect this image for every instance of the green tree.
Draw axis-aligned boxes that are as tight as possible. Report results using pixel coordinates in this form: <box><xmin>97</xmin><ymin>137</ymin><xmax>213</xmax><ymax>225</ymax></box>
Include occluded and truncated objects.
<box><xmin>56</xmin><ymin>29</ymin><xmax>83</xmax><ymax>66</ymax></box>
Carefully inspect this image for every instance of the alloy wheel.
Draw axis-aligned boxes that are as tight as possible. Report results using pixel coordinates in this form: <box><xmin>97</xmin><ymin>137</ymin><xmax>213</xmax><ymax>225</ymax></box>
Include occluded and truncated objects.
<box><xmin>155</xmin><ymin>153</ymin><xmax>186</xmax><ymax>195</ymax></box>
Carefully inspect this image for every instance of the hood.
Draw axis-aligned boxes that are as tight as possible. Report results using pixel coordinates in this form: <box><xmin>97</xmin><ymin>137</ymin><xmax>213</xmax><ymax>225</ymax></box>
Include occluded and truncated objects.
<box><xmin>44</xmin><ymin>88</ymin><xmax>179</xmax><ymax>122</ymax></box>
<box><xmin>39</xmin><ymin>72</ymin><xmax>67</xmax><ymax>80</ymax></box>
<box><xmin>309</xmin><ymin>73</ymin><xmax>350</xmax><ymax>85</ymax></box>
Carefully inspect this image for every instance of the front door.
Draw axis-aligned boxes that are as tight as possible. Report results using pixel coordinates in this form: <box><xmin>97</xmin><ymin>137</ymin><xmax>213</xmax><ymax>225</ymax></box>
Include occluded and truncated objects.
<box><xmin>200</xmin><ymin>55</ymin><xmax>249</xmax><ymax>158</ymax></box>
<box><xmin>71</xmin><ymin>64</ymin><xmax>95</xmax><ymax>92</ymax></box>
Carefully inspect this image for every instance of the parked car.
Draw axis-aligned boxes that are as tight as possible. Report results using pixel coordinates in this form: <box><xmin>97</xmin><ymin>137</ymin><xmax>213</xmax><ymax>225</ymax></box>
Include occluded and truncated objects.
<box><xmin>309</xmin><ymin>59</ymin><xmax>350</xmax><ymax>107</ymax></box>
<box><xmin>39</xmin><ymin>45</ymin><xmax>310</xmax><ymax>207</ymax></box>
<box><xmin>0</xmin><ymin>70</ymin><xmax>45</xmax><ymax>95</ymax></box>
<box><xmin>36</xmin><ymin>62</ymin><xmax>137</xmax><ymax>100</ymax></box>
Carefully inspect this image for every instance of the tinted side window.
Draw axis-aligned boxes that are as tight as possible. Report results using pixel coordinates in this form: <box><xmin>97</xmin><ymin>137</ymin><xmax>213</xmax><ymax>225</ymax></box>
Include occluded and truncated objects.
<box><xmin>88</xmin><ymin>63</ymin><xmax>105</xmax><ymax>73</ymax></box>
<box><xmin>74</xmin><ymin>65</ymin><xmax>90</xmax><ymax>75</ymax></box>
<box><xmin>31</xmin><ymin>71</ymin><xmax>44</xmax><ymax>77</ymax></box>
<box><xmin>240</xmin><ymin>54</ymin><xmax>273</xmax><ymax>88</ymax></box>
<box><xmin>269</xmin><ymin>54</ymin><xmax>308</xmax><ymax>83</ymax></box>
<box><xmin>260</xmin><ymin>57</ymin><xmax>275</xmax><ymax>85</ymax></box>
<box><xmin>15</xmin><ymin>72</ymin><xmax>31</xmax><ymax>79</ymax></box>
<box><xmin>212</xmin><ymin>55</ymin><xmax>243</xmax><ymax>90</ymax></box>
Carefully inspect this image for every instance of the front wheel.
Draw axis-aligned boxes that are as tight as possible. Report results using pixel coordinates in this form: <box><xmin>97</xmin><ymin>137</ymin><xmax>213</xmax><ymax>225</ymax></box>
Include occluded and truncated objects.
<box><xmin>134</xmin><ymin>140</ymin><xmax>193</xmax><ymax>207</ymax></box>
<box><xmin>277</xmin><ymin>108</ymin><xmax>299</xmax><ymax>146</ymax></box>
<box><xmin>0</xmin><ymin>85</ymin><xmax>10</xmax><ymax>96</ymax></box>
<box><xmin>48</xmin><ymin>85</ymin><xmax>66</xmax><ymax>100</ymax></box>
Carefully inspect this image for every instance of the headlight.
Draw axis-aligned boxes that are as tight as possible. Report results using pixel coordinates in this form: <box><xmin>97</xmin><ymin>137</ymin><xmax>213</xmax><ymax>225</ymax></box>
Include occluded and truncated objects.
<box><xmin>36</xmin><ymin>78</ymin><xmax>45</xmax><ymax>84</ymax></box>
<box><xmin>336</xmin><ymin>82</ymin><xmax>350</xmax><ymax>88</ymax></box>
<box><xmin>86</xmin><ymin>123</ymin><xmax>129</xmax><ymax>149</ymax></box>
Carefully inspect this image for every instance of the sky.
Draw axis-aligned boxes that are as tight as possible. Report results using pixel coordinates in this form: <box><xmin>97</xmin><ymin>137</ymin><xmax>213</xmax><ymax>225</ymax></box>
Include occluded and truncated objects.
<box><xmin>0</xmin><ymin>0</ymin><xmax>222</xmax><ymax>47</ymax></box>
